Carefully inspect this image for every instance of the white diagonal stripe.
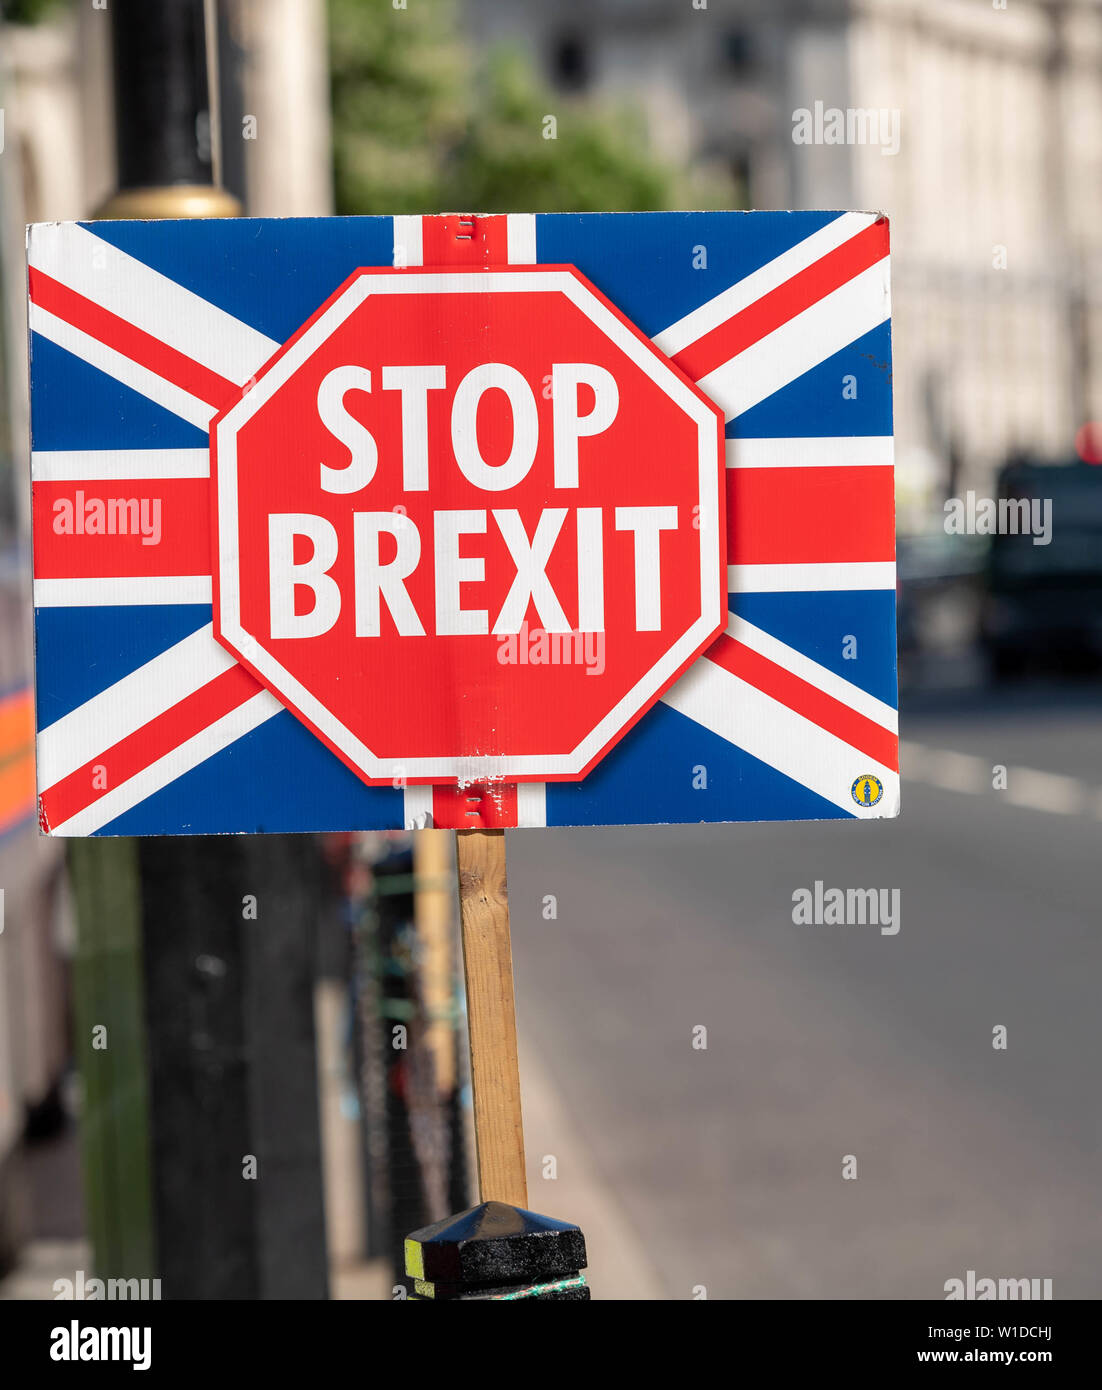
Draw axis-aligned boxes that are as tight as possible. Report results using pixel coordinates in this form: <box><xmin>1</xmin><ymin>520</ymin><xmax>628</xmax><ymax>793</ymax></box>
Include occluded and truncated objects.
<box><xmin>662</xmin><ymin>656</ymin><xmax>899</xmax><ymax>818</ymax></box>
<box><xmin>46</xmin><ymin>690</ymin><xmax>281</xmax><ymax>836</ymax></box>
<box><xmin>37</xmin><ymin>623</ymin><xmax>237</xmax><ymax>789</ymax></box>
<box><xmin>33</xmin><ymin>576</ymin><xmax>213</xmax><ymax>607</ymax></box>
<box><xmin>32</xmin><ymin>449</ymin><xmax>209</xmax><ymax>481</ymax></box>
<box><xmin>725</xmin><ymin>613</ymin><xmax>897</xmax><ymax>732</ymax></box>
<box><xmin>653</xmin><ymin>212</ymin><xmax>876</xmax><ymax>358</ymax></box>
<box><xmin>28</xmin><ymin>222</ymin><xmax>277</xmax><ymax>386</ymax></box>
<box><xmin>727</xmin><ymin>562</ymin><xmax>895</xmax><ymax>593</ymax></box>
<box><xmin>725</xmin><ymin>436</ymin><xmax>893</xmax><ymax>469</ymax></box>
<box><xmin>698</xmin><ymin>258</ymin><xmax>891</xmax><ymax>421</ymax></box>
<box><xmin>30</xmin><ymin>302</ymin><xmax>215</xmax><ymax>429</ymax></box>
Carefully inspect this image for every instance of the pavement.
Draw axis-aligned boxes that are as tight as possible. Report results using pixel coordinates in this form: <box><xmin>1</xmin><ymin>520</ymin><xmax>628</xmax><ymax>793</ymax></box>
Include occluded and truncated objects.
<box><xmin>0</xmin><ymin>1238</ymin><xmax>90</xmax><ymax>1300</ymax></box>
<box><xmin>504</xmin><ymin>673</ymin><xmax>1102</xmax><ymax>1299</ymax></box>
<box><xmin>4</xmin><ymin>669</ymin><xmax>1098</xmax><ymax>1302</ymax></box>
<box><xmin>0</xmin><ymin>1111</ymin><xmax>89</xmax><ymax>1301</ymax></box>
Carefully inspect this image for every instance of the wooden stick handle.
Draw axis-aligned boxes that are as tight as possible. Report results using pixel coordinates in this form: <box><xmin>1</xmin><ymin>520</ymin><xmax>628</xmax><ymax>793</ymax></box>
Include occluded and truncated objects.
<box><xmin>455</xmin><ymin>828</ymin><xmax>528</xmax><ymax>1209</ymax></box>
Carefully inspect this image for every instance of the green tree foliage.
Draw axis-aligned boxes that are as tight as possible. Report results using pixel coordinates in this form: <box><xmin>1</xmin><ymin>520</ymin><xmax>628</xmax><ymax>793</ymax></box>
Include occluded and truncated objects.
<box><xmin>1</xmin><ymin>0</ymin><xmax>64</xmax><ymax>24</ymax></box>
<box><xmin>329</xmin><ymin>0</ymin><xmax>729</xmax><ymax>215</ymax></box>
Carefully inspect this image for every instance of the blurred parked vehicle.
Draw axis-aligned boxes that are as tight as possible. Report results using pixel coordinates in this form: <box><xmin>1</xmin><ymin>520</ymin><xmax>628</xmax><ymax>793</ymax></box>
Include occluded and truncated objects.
<box><xmin>981</xmin><ymin>459</ymin><xmax>1102</xmax><ymax>681</ymax></box>
<box><xmin>897</xmin><ymin>529</ymin><xmax>987</xmax><ymax>689</ymax></box>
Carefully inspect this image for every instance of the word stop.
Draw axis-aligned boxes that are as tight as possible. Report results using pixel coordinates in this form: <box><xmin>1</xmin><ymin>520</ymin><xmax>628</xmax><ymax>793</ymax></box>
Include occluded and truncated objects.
<box><xmin>266</xmin><ymin>361</ymin><xmax>680</xmax><ymax>638</ymax></box>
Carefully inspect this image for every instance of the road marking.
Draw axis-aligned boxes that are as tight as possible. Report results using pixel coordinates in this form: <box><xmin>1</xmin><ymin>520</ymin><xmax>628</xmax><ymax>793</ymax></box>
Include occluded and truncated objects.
<box><xmin>902</xmin><ymin>740</ymin><xmax>1097</xmax><ymax>819</ymax></box>
<box><xmin>1003</xmin><ymin>768</ymin><xmax>1084</xmax><ymax>816</ymax></box>
<box><xmin>924</xmin><ymin>748</ymin><xmax>987</xmax><ymax>795</ymax></box>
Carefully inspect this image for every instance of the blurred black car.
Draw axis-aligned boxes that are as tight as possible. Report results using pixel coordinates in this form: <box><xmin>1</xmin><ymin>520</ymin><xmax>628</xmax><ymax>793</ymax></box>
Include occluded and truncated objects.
<box><xmin>981</xmin><ymin>458</ymin><xmax>1102</xmax><ymax>679</ymax></box>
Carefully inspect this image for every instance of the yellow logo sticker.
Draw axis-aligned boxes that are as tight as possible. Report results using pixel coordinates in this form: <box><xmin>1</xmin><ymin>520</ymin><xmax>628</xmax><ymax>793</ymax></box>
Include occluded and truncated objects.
<box><xmin>851</xmin><ymin>774</ymin><xmax>884</xmax><ymax>807</ymax></box>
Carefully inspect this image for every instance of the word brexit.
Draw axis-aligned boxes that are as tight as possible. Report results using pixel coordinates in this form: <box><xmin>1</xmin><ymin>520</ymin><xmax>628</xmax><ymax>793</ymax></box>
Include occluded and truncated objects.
<box><xmin>267</xmin><ymin>360</ymin><xmax>680</xmax><ymax>640</ymax></box>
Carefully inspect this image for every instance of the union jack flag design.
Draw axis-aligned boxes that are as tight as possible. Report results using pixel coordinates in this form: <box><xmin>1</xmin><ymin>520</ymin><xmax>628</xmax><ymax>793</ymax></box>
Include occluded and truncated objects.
<box><xmin>28</xmin><ymin>210</ymin><xmax>897</xmax><ymax>834</ymax></box>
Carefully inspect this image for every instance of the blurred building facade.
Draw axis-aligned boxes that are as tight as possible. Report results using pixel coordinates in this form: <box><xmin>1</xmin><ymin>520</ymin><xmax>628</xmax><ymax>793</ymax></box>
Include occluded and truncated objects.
<box><xmin>0</xmin><ymin>0</ymin><xmax>332</xmax><ymax>226</ymax></box>
<box><xmin>464</xmin><ymin>0</ymin><xmax>1102</xmax><ymax>526</ymax></box>
<box><xmin>0</xmin><ymin>0</ymin><xmax>333</xmax><ymax>1283</ymax></box>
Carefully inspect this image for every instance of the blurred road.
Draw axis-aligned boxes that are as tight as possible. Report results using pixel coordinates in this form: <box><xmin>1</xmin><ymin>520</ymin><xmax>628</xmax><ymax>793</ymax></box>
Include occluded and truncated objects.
<box><xmin>508</xmin><ymin>678</ymin><xmax>1102</xmax><ymax>1299</ymax></box>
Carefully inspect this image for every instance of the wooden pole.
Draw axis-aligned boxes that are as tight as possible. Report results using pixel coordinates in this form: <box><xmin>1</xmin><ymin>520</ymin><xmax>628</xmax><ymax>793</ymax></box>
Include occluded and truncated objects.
<box><xmin>455</xmin><ymin>828</ymin><xmax>528</xmax><ymax>1209</ymax></box>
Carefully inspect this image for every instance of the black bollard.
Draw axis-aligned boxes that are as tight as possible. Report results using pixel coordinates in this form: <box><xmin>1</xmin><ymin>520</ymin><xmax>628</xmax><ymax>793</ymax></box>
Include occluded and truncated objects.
<box><xmin>405</xmin><ymin>1201</ymin><xmax>590</xmax><ymax>1300</ymax></box>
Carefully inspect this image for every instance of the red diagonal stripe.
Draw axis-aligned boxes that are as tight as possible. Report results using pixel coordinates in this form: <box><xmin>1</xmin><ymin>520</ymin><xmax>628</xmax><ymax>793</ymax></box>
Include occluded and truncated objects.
<box><xmin>672</xmin><ymin>218</ymin><xmax>890</xmax><ymax>383</ymax></box>
<box><xmin>705</xmin><ymin>633</ymin><xmax>898</xmax><ymax>772</ymax></box>
<box><xmin>29</xmin><ymin>267</ymin><xmax>240</xmax><ymax>413</ymax></box>
<box><xmin>38</xmin><ymin>665</ymin><xmax>262</xmax><ymax>832</ymax></box>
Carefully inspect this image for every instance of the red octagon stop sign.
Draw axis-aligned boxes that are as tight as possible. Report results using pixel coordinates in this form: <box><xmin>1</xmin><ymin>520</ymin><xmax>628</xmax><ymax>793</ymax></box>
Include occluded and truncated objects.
<box><xmin>212</xmin><ymin>266</ymin><xmax>725</xmax><ymax>786</ymax></box>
